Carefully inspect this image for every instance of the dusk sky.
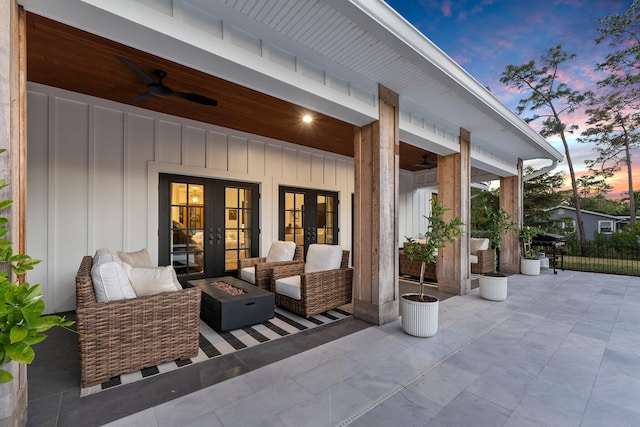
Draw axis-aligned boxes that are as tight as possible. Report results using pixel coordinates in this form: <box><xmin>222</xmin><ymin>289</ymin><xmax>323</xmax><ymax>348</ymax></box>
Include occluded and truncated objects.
<box><xmin>385</xmin><ymin>0</ymin><xmax>636</xmax><ymax>200</ymax></box>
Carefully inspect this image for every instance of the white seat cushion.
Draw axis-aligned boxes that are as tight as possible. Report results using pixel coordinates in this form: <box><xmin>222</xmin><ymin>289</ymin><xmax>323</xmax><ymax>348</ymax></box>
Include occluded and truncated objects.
<box><xmin>265</xmin><ymin>241</ymin><xmax>296</xmax><ymax>262</ymax></box>
<box><xmin>469</xmin><ymin>238</ymin><xmax>490</xmax><ymax>255</ymax></box>
<box><xmin>305</xmin><ymin>244</ymin><xmax>343</xmax><ymax>273</ymax></box>
<box><xmin>117</xmin><ymin>248</ymin><xmax>153</xmax><ymax>267</ymax></box>
<box><xmin>240</xmin><ymin>266</ymin><xmax>256</xmax><ymax>284</ymax></box>
<box><xmin>91</xmin><ymin>249</ymin><xmax>136</xmax><ymax>302</ymax></box>
<box><xmin>275</xmin><ymin>275</ymin><xmax>302</xmax><ymax>300</ymax></box>
<box><xmin>123</xmin><ymin>264</ymin><xmax>180</xmax><ymax>297</ymax></box>
<box><xmin>470</xmin><ymin>254</ymin><xmax>478</xmax><ymax>264</ymax></box>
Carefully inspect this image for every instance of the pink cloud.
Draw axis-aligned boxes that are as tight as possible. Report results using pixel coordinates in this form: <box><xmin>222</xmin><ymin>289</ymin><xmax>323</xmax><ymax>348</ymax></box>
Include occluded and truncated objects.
<box><xmin>522</xmin><ymin>11</ymin><xmax>547</xmax><ymax>26</ymax></box>
<box><xmin>471</xmin><ymin>0</ymin><xmax>496</xmax><ymax>14</ymax></box>
<box><xmin>452</xmin><ymin>54</ymin><xmax>471</xmax><ymax>66</ymax></box>
<box><xmin>441</xmin><ymin>1</ymin><xmax>452</xmax><ymax>17</ymax></box>
<box><xmin>496</xmin><ymin>40</ymin><xmax>513</xmax><ymax>49</ymax></box>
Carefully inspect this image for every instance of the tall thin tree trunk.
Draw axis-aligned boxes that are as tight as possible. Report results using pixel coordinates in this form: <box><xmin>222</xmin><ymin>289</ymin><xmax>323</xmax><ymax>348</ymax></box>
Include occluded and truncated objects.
<box><xmin>625</xmin><ymin>142</ymin><xmax>636</xmax><ymax>232</ymax></box>
<box><xmin>560</xmin><ymin>130</ymin><xmax>588</xmax><ymax>255</ymax></box>
<box><xmin>419</xmin><ymin>261</ymin><xmax>426</xmax><ymax>300</ymax></box>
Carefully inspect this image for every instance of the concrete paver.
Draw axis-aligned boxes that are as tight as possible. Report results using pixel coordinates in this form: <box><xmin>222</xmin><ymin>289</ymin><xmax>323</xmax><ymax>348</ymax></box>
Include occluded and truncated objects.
<box><xmin>105</xmin><ymin>270</ymin><xmax>640</xmax><ymax>426</ymax></box>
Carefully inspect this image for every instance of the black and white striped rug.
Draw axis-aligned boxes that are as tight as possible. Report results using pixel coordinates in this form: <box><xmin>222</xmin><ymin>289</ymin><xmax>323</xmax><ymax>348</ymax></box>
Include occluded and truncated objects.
<box><xmin>80</xmin><ymin>306</ymin><xmax>351</xmax><ymax>396</ymax></box>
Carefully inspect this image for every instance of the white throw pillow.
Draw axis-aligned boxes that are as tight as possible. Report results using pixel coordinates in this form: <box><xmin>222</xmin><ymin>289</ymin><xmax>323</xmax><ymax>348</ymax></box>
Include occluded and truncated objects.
<box><xmin>170</xmin><ymin>267</ymin><xmax>183</xmax><ymax>290</ymax></box>
<box><xmin>123</xmin><ymin>264</ymin><xmax>180</xmax><ymax>297</ymax></box>
<box><xmin>304</xmin><ymin>244</ymin><xmax>343</xmax><ymax>273</ymax></box>
<box><xmin>91</xmin><ymin>249</ymin><xmax>136</xmax><ymax>302</ymax></box>
<box><xmin>117</xmin><ymin>248</ymin><xmax>153</xmax><ymax>267</ymax></box>
<box><xmin>265</xmin><ymin>241</ymin><xmax>296</xmax><ymax>263</ymax></box>
<box><xmin>469</xmin><ymin>238</ymin><xmax>490</xmax><ymax>255</ymax></box>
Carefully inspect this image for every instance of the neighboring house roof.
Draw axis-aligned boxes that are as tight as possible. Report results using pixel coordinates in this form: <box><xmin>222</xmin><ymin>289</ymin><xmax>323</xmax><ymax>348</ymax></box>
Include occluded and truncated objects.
<box><xmin>20</xmin><ymin>0</ymin><xmax>562</xmax><ymax>179</ymax></box>
<box><xmin>546</xmin><ymin>205</ymin><xmax>624</xmax><ymax>221</ymax></box>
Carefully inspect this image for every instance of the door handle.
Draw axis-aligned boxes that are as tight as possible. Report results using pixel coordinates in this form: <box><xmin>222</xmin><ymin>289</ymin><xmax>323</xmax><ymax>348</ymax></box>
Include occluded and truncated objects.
<box><xmin>306</xmin><ymin>227</ymin><xmax>316</xmax><ymax>240</ymax></box>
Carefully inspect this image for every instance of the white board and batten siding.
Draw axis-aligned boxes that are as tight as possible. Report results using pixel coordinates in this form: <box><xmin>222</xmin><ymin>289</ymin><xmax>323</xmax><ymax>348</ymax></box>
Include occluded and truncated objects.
<box><xmin>26</xmin><ymin>83</ymin><xmax>355</xmax><ymax>314</ymax></box>
<box><xmin>398</xmin><ymin>170</ymin><xmax>435</xmax><ymax>246</ymax></box>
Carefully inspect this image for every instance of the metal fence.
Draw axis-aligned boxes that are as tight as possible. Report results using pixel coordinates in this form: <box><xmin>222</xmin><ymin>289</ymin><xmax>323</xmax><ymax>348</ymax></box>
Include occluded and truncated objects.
<box><xmin>561</xmin><ymin>238</ymin><xmax>640</xmax><ymax>277</ymax></box>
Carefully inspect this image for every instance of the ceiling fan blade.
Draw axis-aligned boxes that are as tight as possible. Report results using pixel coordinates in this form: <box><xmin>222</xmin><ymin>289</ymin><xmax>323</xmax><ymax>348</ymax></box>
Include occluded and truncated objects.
<box><xmin>116</xmin><ymin>55</ymin><xmax>156</xmax><ymax>85</ymax></box>
<box><xmin>131</xmin><ymin>92</ymin><xmax>156</xmax><ymax>103</ymax></box>
<box><xmin>173</xmin><ymin>91</ymin><xmax>218</xmax><ymax>106</ymax></box>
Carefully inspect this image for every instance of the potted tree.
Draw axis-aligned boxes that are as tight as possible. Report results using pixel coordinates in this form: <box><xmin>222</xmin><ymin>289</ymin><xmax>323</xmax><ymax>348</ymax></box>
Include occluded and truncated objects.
<box><xmin>402</xmin><ymin>202</ymin><xmax>463</xmax><ymax>337</ymax></box>
<box><xmin>520</xmin><ymin>225</ymin><xmax>543</xmax><ymax>275</ymax></box>
<box><xmin>478</xmin><ymin>207</ymin><xmax>516</xmax><ymax>301</ymax></box>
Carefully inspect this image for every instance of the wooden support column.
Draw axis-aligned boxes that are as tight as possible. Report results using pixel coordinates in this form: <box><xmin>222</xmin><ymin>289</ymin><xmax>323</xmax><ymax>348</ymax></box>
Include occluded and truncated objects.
<box><xmin>499</xmin><ymin>159</ymin><xmax>523</xmax><ymax>274</ymax></box>
<box><xmin>0</xmin><ymin>2</ymin><xmax>29</xmax><ymax>426</ymax></box>
<box><xmin>353</xmin><ymin>85</ymin><xmax>399</xmax><ymax>325</ymax></box>
<box><xmin>436</xmin><ymin>128</ymin><xmax>471</xmax><ymax>295</ymax></box>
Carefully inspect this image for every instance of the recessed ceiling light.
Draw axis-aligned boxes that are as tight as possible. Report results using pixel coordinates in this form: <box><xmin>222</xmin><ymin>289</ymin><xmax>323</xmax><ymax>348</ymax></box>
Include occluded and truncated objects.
<box><xmin>302</xmin><ymin>114</ymin><xmax>312</xmax><ymax>123</ymax></box>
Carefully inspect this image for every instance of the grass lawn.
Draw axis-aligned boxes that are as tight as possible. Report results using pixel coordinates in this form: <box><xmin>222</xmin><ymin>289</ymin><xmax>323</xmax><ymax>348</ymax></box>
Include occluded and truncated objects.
<box><xmin>562</xmin><ymin>255</ymin><xmax>640</xmax><ymax>276</ymax></box>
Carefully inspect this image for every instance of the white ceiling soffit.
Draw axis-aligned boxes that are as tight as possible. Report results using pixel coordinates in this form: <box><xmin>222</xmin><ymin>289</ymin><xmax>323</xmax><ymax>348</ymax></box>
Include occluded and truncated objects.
<box><xmin>22</xmin><ymin>0</ymin><xmax>563</xmax><ymax>170</ymax></box>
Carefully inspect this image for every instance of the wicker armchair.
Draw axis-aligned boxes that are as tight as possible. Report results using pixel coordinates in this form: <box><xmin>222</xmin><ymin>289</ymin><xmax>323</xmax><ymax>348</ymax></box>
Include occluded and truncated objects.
<box><xmin>471</xmin><ymin>248</ymin><xmax>496</xmax><ymax>274</ymax></box>
<box><xmin>238</xmin><ymin>244</ymin><xmax>304</xmax><ymax>290</ymax></box>
<box><xmin>75</xmin><ymin>256</ymin><xmax>201</xmax><ymax>387</ymax></box>
<box><xmin>270</xmin><ymin>247</ymin><xmax>352</xmax><ymax>318</ymax></box>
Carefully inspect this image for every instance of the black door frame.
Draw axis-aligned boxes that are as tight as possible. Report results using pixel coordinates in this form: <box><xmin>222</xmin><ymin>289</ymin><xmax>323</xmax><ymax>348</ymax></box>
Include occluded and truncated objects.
<box><xmin>278</xmin><ymin>185</ymin><xmax>339</xmax><ymax>255</ymax></box>
<box><xmin>159</xmin><ymin>173</ymin><xmax>260</xmax><ymax>279</ymax></box>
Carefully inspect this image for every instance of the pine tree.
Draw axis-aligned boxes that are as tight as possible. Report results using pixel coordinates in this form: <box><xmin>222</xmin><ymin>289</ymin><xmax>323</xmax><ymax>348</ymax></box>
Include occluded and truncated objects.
<box><xmin>583</xmin><ymin>1</ymin><xmax>640</xmax><ymax>233</ymax></box>
<box><xmin>500</xmin><ymin>45</ymin><xmax>591</xmax><ymax>255</ymax></box>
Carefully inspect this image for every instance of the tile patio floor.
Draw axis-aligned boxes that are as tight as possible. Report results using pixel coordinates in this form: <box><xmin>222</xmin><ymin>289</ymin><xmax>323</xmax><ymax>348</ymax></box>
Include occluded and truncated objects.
<box><xmin>30</xmin><ymin>269</ymin><xmax>640</xmax><ymax>426</ymax></box>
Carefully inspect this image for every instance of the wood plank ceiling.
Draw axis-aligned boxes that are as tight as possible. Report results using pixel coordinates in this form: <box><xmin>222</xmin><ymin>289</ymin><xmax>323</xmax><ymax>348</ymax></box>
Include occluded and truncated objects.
<box><xmin>26</xmin><ymin>13</ymin><xmax>435</xmax><ymax>172</ymax></box>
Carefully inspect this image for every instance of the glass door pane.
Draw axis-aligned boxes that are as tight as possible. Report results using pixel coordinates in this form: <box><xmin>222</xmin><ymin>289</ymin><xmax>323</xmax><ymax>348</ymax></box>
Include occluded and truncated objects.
<box><xmin>170</xmin><ymin>182</ymin><xmax>204</xmax><ymax>274</ymax></box>
<box><xmin>284</xmin><ymin>191</ymin><xmax>305</xmax><ymax>246</ymax></box>
<box><xmin>317</xmin><ymin>195</ymin><xmax>335</xmax><ymax>244</ymax></box>
<box><xmin>224</xmin><ymin>186</ymin><xmax>253</xmax><ymax>271</ymax></box>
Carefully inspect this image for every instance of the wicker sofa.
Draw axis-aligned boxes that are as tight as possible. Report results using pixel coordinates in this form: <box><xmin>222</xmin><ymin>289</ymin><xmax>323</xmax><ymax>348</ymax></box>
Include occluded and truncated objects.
<box><xmin>399</xmin><ymin>249</ymin><xmax>437</xmax><ymax>281</ymax></box>
<box><xmin>270</xmin><ymin>246</ymin><xmax>352</xmax><ymax>318</ymax></box>
<box><xmin>75</xmin><ymin>255</ymin><xmax>201</xmax><ymax>387</ymax></box>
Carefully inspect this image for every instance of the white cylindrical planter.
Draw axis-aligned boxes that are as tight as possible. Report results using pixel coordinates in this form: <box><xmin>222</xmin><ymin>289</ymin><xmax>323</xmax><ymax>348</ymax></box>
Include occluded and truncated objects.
<box><xmin>521</xmin><ymin>258</ymin><xmax>541</xmax><ymax>276</ymax></box>
<box><xmin>539</xmin><ymin>256</ymin><xmax>549</xmax><ymax>269</ymax></box>
<box><xmin>478</xmin><ymin>274</ymin><xmax>508</xmax><ymax>301</ymax></box>
<box><xmin>400</xmin><ymin>293</ymin><xmax>439</xmax><ymax>337</ymax></box>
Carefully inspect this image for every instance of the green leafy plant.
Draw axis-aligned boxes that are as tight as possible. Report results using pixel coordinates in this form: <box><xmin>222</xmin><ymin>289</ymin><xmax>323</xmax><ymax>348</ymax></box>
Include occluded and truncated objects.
<box><xmin>484</xmin><ymin>207</ymin><xmax>517</xmax><ymax>273</ymax></box>
<box><xmin>0</xmin><ymin>150</ymin><xmax>73</xmax><ymax>382</ymax></box>
<box><xmin>520</xmin><ymin>225</ymin><xmax>545</xmax><ymax>259</ymax></box>
<box><xmin>404</xmin><ymin>202</ymin><xmax>464</xmax><ymax>301</ymax></box>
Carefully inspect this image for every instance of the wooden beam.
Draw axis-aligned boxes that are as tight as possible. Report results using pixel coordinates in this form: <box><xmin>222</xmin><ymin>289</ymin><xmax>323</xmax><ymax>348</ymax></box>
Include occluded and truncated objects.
<box><xmin>500</xmin><ymin>159</ymin><xmax>523</xmax><ymax>274</ymax></box>
<box><xmin>12</xmin><ymin>4</ymin><xmax>26</xmax><ymax>256</ymax></box>
<box><xmin>353</xmin><ymin>85</ymin><xmax>399</xmax><ymax>325</ymax></box>
<box><xmin>436</xmin><ymin>128</ymin><xmax>471</xmax><ymax>295</ymax></box>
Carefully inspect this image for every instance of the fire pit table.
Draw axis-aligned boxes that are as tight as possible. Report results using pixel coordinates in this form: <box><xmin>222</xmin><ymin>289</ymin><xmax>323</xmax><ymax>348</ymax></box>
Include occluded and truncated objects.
<box><xmin>186</xmin><ymin>276</ymin><xmax>275</xmax><ymax>331</ymax></box>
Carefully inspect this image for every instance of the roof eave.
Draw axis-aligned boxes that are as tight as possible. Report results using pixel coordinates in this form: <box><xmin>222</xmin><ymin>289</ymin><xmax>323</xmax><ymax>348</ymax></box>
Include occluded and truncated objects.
<box><xmin>345</xmin><ymin>0</ymin><xmax>564</xmax><ymax>163</ymax></box>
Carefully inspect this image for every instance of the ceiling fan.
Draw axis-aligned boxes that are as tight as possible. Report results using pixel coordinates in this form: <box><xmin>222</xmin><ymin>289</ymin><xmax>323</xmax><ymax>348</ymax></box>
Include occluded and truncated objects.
<box><xmin>415</xmin><ymin>155</ymin><xmax>435</xmax><ymax>170</ymax></box>
<box><xmin>116</xmin><ymin>56</ymin><xmax>218</xmax><ymax>107</ymax></box>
